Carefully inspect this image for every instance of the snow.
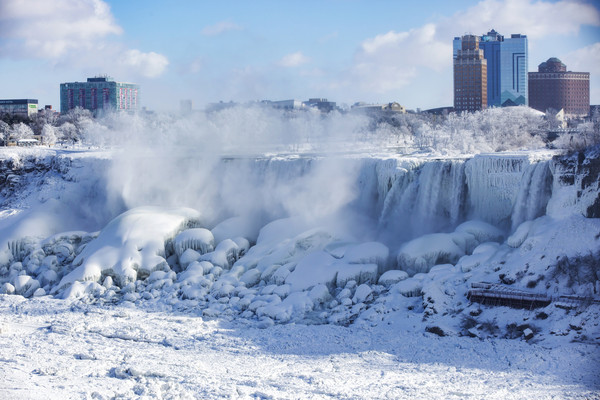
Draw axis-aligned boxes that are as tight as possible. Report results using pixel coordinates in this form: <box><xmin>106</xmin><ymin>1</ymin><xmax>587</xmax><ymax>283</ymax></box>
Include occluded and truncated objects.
<box><xmin>53</xmin><ymin>207</ymin><xmax>201</xmax><ymax>292</ymax></box>
<box><xmin>1</xmin><ymin>295</ymin><xmax>597</xmax><ymax>399</ymax></box>
<box><xmin>0</xmin><ymin>145</ymin><xmax>599</xmax><ymax>398</ymax></box>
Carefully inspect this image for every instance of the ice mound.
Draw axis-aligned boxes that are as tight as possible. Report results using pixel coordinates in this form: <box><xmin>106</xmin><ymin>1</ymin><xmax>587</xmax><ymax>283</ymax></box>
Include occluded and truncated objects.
<box><xmin>340</xmin><ymin>242</ymin><xmax>390</xmax><ymax>273</ymax></box>
<box><xmin>53</xmin><ymin>207</ymin><xmax>201</xmax><ymax>294</ymax></box>
<box><xmin>397</xmin><ymin>233</ymin><xmax>466</xmax><ymax>276</ymax></box>
<box><xmin>397</xmin><ymin>220</ymin><xmax>505</xmax><ymax>276</ymax></box>
<box><xmin>285</xmin><ymin>251</ymin><xmax>338</xmax><ymax>292</ymax></box>
<box><xmin>173</xmin><ymin>228</ymin><xmax>214</xmax><ymax>257</ymax></box>
<box><xmin>454</xmin><ymin>221</ymin><xmax>504</xmax><ymax>251</ymax></box>
<box><xmin>211</xmin><ymin>216</ymin><xmax>261</xmax><ymax>245</ymax></box>
<box><xmin>378</xmin><ymin>270</ymin><xmax>409</xmax><ymax>286</ymax></box>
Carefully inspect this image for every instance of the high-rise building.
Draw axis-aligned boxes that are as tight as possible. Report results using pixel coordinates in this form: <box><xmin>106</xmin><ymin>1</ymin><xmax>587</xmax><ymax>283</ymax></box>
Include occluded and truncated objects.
<box><xmin>59</xmin><ymin>76</ymin><xmax>139</xmax><ymax>114</ymax></box>
<box><xmin>528</xmin><ymin>58</ymin><xmax>590</xmax><ymax>117</ymax></box>
<box><xmin>0</xmin><ymin>99</ymin><xmax>38</xmax><ymax>118</ymax></box>
<box><xmin>454</xmin><ymin>34</ymin><xmax>487</xmax><ymax>112</ymax></box>
<box><xmin>454</xmin><ymin>30</ymin><xmax>528</xmax><ymax>107</ymax></box>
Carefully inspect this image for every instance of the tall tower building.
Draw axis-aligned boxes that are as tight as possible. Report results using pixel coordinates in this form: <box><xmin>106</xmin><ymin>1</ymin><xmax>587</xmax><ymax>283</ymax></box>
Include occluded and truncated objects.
<box><xmin>528</xmin><ymin>58</ymin><xmax>590</xmax><ymax>116</ymax></box>
<box><xmin>454</xmin><ymin>34</ymin><xmax>487</xmax><ymax>112</ymax></box>
<box><xmin>60</xmin><ymin>76</ymin><xmax>140</xmax><ymax>114</ymax></box>
<box><xmin>453</xmin><ymin>30</ymin><xmax>528</xmax><ymax>107</ymax></box>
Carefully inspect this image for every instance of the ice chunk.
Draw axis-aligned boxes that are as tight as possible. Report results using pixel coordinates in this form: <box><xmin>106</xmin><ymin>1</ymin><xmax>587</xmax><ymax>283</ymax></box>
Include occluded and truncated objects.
<box><xmin>260</xmin><ymin>291</ymin><xmax>314</xmax><ymax>322</ymax></box>
<box><xmin>273</xmin><ymin>284</ymin><xmax>291</xmax><ymax>299</ymax></box>
<box><xmin>472</xmin><ymin>242</ymin><xmax>500</xmax><ymax>255</ymax></box>
<box><xmin>323</xmin><ymin>241</ymin><xmax>354</xmax><ymax>259</ymax></box>
<box><xmin>343</xmin><ymin>242</ymin><xmax>389</xmax><ymax>272</ymax></box>
<box><xmin>173</xmin><ymin>228</ymin><xmax>214</xmax><ymax>257</ymax></box>
<box><xmin>378</xmin><ymin>270</ymin><xmax>409</xmax><ymax>286</ymax></box>
<box><xmin>40</xmin><ymin>269</ymin><xmax>59</xmax><ymax>287</ymax></box>
<box><xmin>178</xmin><ymin>261</ymin><xmax>209</xmax><ymax>285</ymax></box>
<box><xmin>61</xmin><ymin>281</ymin><xmax>105</xmax><ymax>300</ymax></box>
<box><xmin>285</xmin><ymin>251</ymin><xmax>337</xmax><ymax>292</ymax></box>
<box><xmin>201</xmin><ymin>239</ymin><xmax>240</xmax><ymax>269</ymax></box>
<box><xmin>308</xmin><ymin>284</ymin><xmax>330</xmax><ymax>304</ymax></box>
<box><xmin>231</xmin><ymin>237</ymin><xmax>250</xmax><ymax>258</ymax></box>
<box><xmin>352</xmin><ymin>284</ymin><xmax>373</xmax><ymax>304</ymax></box>
<box><xmin>13</xmin><ymin>275</ymin><xmax>40</xmax><ymax>298</ymax></box>
<box><xmin>256</xmin><ymin>217</ymin><xmax>311</xmax><ymax>245</ymax></box>
<box><xmin>240</xmin><ymin>268</ymin><xmax>261</xmax><ymax>287</ymax></box>
<box><xmin>179</xmin><ymin>248</ymin><xmax>201</xmax><ymax>269</ymax></box>
<box><xmin>507</xmin><ymin>220</ymin><xmax>533</xmax><ymax>248</ymax></box>
<box><xmin>455</xmin><ymin>220</ymin><xmax>504</xmax><ymax>247</ymax></box>
<box><xmin>397</xmin><ymin>233</ymin><xmax>465</xmax><ymax>276</ymax></box>
<box><xmin>0</xmin><ymin>282</ymin><xmax>15</xmax><ymax>295</ymax></box>
<box><xmin>271</xmin><ymin>263</ymin><xmax>294</xmax><ymax>285</ymax></box>
<box><xmin>334</xmin><ymin>262</ymin><xmax>378</xmax><ymax>288</ymax></box>
<box><xmin>392</xmin><ymin>277</ymin><xmax>423</xmax><ymax>297</ymax></box>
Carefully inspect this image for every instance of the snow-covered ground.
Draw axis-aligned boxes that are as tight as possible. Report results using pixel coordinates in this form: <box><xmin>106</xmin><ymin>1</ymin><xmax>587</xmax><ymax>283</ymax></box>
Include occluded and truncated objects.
<box><xmin>1</xmin><ymin>144</ymin><xmax>599</xmax><ymax>398</ymax></box>
<box><xmin>1</xmin><ymin>295</ymin><xmax>598</xmax><ymax>399</ymax></box>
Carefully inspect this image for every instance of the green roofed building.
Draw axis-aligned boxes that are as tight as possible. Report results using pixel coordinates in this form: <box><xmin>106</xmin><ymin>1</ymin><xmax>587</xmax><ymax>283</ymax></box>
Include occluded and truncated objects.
<box><xmin>60</xmin><ymin>76</ymin><xmax>139</xmax><ymax>114</ymax></box>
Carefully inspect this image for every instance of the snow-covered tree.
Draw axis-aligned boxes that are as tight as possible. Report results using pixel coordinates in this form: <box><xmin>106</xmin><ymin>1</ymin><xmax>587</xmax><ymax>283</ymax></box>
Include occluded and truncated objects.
<box><xmin>31</xmin><ymin>109</ymin><xmax>59</xmax><ymax>135</ymax></box>
<box><xmin>11</xmin><ymin>122</ymin><xmax>34</xmax><ymax>140</ymax></box>
<box><xmin>41</xmin><ymin>124</ymin><xmax>57</xmax><ymax>146</ymax></box>
<box><xmin>0</xmin><ymin>120</ymin><xmax>9</xmax><ymax>145</ymax></box>
<box><xmin>58</xmin><ymin>122</ymin><xmax>78</xmax><ymax>145</ymax></box>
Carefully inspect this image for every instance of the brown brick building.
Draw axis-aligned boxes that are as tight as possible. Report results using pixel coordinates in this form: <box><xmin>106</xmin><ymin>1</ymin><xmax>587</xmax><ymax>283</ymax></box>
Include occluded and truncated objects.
<box><xmin>528</xmin><ymin>58</ymin><xmax>590</xmax><ymax>117</ymax></box>
<box><xmin>454</xmin><ymin>35</ymin><xmax>487</xmax><ymax>112</ymax></box>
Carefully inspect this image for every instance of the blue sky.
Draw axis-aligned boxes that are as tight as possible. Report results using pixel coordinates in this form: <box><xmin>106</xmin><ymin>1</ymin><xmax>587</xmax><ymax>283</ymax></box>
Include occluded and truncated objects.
<box><xmin>1</xmin><ymin>0</ymin><xmax>599</xmax><ymax>111</ymax></box>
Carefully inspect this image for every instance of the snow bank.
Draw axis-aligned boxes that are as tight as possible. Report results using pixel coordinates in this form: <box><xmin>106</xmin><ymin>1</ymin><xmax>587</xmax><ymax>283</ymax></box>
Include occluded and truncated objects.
<box><xmin>53</xmin><ymin>207</ymin><xmax>201</xmax><ymax>294</ymax></box>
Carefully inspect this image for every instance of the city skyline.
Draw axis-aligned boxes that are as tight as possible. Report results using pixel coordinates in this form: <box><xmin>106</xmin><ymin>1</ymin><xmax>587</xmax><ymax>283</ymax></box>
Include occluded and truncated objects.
<box><xmin>1</xmin><ymin>0</ymin><xmax>599</xmax><ymax>111</ymax></box>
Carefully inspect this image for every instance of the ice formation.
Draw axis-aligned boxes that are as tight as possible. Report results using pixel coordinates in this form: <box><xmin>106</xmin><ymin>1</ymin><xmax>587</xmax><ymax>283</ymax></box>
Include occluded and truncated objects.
<box><xmin>0</xmin><ymin>147</ymin><xmax>598</xmax><ymax>344</ymax></box>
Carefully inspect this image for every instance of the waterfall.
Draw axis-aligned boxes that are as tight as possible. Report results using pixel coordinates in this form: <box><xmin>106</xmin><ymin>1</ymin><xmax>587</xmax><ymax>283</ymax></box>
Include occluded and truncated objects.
<box><xmin>511</xmin><ymin>161</ymin><xmax>553</xmax><ymax>231</ymax></box>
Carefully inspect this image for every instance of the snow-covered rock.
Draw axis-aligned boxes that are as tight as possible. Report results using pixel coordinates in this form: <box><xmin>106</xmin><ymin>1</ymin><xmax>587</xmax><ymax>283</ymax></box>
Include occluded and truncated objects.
<box><xmin>378</xmin><ymin>270</ymin><xmax>409</xmax><ymax>286</ymax></box>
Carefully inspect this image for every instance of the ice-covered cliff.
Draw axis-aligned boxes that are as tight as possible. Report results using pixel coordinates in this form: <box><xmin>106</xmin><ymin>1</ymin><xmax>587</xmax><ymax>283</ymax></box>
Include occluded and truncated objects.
<box><xmin>0</xmin><ymin>147</ymin><xmax>599</xmax><ymax>340</ymax></box>
<box><xmin>0</xmin><ymin>148</ymin><xmax>595</xmax><ymax>264</ymax></box>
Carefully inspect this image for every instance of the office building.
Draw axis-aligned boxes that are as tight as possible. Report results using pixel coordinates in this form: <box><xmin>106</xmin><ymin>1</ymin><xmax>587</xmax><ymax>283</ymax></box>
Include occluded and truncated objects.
<box><xmin>528</xmin><ymin>58</ymin><xmax>590</xmax><ymax>117</ymax></box>
<box><xmin>60</xmin><ymin>76</ymin><xmax>139</xmax><ymax>114</ymax></box>
<box><xmin>0</xmin><ymin>99</ymin><xmax>38</xmax><ymax>118</ymax></box>
<box><xmin>454</xmin><ymin>30</ymin><xmax>528</xmax><ymax>107</ymax></box>
<box><xmin>453</xmin><ymin>34</ymin><xmax>487</xmax><ymax>112</ymax></box>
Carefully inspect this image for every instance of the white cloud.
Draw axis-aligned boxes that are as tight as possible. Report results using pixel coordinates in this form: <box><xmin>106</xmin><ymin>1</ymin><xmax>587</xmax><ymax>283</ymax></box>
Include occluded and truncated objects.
<box><xmin>201</xmin><ymin>21</ymin><xmax>242</xmax><ymax>36</ymax></box>
<box><xmin>0</xmin><ymin>0</ymin><xmax>169</xmax><ymax>78</ymax></box>
<box><xmin>347</xmin><ymin>24</ymin><xmax>450</xmax><ymax>94</ymax></box>
<box><xmin>446</xmin><ymin>0</ymin><xmax>600</xmax><ymax>40</ymax></box>
<box><xmin>340</xmin><ymin>0</ymin><xmax>600</xmax><ymax>97</ymax></box>
<box><xmin>278</xmin><ymin>52</ymin><xmax>311</xmax><ymax>67</ymax></box>
<box><xmin>119</xmin><ymin>50</ymin><xmax>169</xmax><ymax>78</ymax></box>
<box><xmin>0</xmin><ymin>0</ymin><xmax>122</xmax><ymax>58</ymax></box>
<box><xmin>562</xmin><ymin>42</ymin><xmax>600</xmax><ymax>75</ymax></box>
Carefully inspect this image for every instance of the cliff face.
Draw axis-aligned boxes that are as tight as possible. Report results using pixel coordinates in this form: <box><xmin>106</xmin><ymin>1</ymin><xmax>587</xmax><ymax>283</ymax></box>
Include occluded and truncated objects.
<box><xmin>550</xmin><ymin>145</ymin><xmax>600</xmax><ymax>219</ymax></box>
